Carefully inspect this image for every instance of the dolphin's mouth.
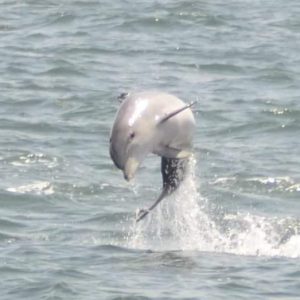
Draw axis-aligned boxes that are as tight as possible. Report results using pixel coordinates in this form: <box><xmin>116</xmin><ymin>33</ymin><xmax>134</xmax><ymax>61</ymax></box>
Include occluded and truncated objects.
<box><xmin>109</xmin><ymin>143</ymin><xmax>140</xmax><ymax>181</ymax></box>
<box><xmin>109</xmin><ymin>143</ymin><xmax>123</xmax><ymax>170</ymax></box>
<box><xmin>123</xmin><ymin>156</ymin><xmax>140</xmax><ymax>181</ymax></box>
<box><xmin>123</xmin><ymin>172</ymin><xmax>131</xmax><ymax>181</ymax></box>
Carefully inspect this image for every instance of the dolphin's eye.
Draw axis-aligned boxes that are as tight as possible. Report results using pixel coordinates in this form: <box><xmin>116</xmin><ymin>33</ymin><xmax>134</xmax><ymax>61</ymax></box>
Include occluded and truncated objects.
<box><xmin>129</xmin><ymin>132</ymin><xmax>135</xmax><ymax>140</ymax></box>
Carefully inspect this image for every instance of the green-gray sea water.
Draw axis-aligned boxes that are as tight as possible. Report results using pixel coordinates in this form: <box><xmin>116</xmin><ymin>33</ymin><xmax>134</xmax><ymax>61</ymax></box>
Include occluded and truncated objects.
<box><xmin>1</xmin><ymin>1</ymin><xmax>300</xmax><ymax>299</ymax></box>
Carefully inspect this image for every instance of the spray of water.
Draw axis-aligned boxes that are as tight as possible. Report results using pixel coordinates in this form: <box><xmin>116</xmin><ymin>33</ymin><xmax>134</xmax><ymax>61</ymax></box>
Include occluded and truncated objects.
<box><xmin>123</xmin><ymin>157</ymin><xmax>300</xmax><ymax>258</ymax></box>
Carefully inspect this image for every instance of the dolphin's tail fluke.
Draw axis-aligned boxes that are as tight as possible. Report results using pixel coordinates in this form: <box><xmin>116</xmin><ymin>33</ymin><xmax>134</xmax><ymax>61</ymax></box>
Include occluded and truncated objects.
<box><xmin>136</xmin><ymin>188</ymin><xmax>169</xmax><ymax>222</ymax></box>
<box><xmin>135</xmin><ymin>157</ymin><xmax>188</xmax><ymax>222</ymax></box>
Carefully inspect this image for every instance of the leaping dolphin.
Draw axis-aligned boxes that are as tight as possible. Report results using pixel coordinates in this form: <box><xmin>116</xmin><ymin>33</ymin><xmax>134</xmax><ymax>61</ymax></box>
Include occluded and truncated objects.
<box><xmin>109</xmin><ymin>91</ymin><xmax>195</xmax><ymax>222</ymax></box>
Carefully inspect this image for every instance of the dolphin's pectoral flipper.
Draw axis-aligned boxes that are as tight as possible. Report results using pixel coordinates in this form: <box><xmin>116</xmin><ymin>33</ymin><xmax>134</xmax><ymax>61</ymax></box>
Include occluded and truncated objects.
<box><xmin>136</xmin><ymin>157</ymin><xmax>188</xmax><ymax>222</ymax></box>
<box><xmin>158</xmin><ymin>102</ymin><xmax>196</xmax><ymax>124</ymax></box>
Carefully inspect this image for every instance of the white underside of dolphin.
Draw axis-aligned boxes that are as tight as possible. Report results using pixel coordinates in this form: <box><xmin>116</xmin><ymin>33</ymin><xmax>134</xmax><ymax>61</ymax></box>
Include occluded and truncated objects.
<box><xmin>109</xmin><ymin>91</ymin><xmax>196</xmax><ymax>221</ymax></box>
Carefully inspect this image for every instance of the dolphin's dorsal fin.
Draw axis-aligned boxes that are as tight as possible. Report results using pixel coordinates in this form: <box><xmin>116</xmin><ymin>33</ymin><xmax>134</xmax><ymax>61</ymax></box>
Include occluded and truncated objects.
<box><xmin>117</xmin><ymin>92</ymin><xmax>129</xmax><ymax>102</ymax></box>
<box><xmin>158</xmin><ymin>102</ymin><xmax>196</xmax><ymax>124</ymax></box>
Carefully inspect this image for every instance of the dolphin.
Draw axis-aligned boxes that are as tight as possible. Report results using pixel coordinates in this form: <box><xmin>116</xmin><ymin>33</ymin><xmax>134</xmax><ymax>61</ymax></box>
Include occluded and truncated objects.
<box><xmin>109</xmin><ymin>91</ymin><xmax>196</xmax><ymax>222</ymax></box>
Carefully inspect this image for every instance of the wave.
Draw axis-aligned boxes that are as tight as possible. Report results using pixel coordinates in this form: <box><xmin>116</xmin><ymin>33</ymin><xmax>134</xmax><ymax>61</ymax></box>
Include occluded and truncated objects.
<box><xmin>122</xmin><ymin>157</ymin><xmax>300</xmax><ymax>258</ymax></box>
<box><xmin>211</xmin><ymin>176</ymin><xmax>300</xmax><ymax>193</ymax></box>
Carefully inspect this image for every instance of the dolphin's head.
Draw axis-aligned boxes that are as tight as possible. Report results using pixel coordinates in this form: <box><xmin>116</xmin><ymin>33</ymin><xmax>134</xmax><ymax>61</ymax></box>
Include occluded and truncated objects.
<box><xmin>109</xmin><ymin>96</ymin><xmax>154</xmax><ymax>181</ymax></box>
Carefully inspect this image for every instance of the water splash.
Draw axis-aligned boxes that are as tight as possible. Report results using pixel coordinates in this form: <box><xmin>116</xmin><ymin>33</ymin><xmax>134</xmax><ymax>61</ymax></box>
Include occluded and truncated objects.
<box><xmin>124</xmin><ymin>157</ymin><xmax>300</xmax><ymax>258</ymax></box>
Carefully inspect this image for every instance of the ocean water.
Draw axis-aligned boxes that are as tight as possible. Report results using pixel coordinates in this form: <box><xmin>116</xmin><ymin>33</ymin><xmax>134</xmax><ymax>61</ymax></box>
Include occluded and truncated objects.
<box><xmin>1</xmin><ymin>0</ymin><xmax>300</xmax><ymax>299</ymax></box>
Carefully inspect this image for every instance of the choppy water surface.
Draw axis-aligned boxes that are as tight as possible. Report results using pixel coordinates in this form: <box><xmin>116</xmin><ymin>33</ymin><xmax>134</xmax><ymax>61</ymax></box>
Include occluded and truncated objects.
<box><xmin>1</xmin><ymin>1</ymin><xmax>300</xmax><ymax>299</ymax></box>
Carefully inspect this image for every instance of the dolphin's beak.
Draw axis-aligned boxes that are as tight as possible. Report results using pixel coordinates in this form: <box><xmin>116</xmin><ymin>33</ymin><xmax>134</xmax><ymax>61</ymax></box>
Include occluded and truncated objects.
<box><xmin>123</xmin><ymin>157</ymin><xmax>140</xmax><ymax>181</ymax></box>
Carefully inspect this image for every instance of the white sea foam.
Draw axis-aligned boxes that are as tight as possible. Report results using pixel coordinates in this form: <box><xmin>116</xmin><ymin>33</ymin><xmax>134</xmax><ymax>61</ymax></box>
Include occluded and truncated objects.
<box><xmin>11</xmin><ymin>153</ymin><xmax>58</xmax><ymax>169</ymax></box>
<box><xmin>211</xmin><ymin>175</ymin><xmax>300</xmax><ymax>193</ymax></box>
<box><xmin>125</xmin><ymin>157</ymin><xmax>300</xmax><ymax>258</ymax></box>
<box><xmin>6</xmin><ymin>181</ymin><xmax>54</xmax><ymax>195</ymax></box>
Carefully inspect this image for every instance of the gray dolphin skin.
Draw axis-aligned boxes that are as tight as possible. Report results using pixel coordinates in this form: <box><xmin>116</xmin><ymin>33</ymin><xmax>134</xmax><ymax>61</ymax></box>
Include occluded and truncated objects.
<box><xmin>109</xmin><ymin>91</ymin><xmax>195</xmax><ymax>222</ymax></box>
